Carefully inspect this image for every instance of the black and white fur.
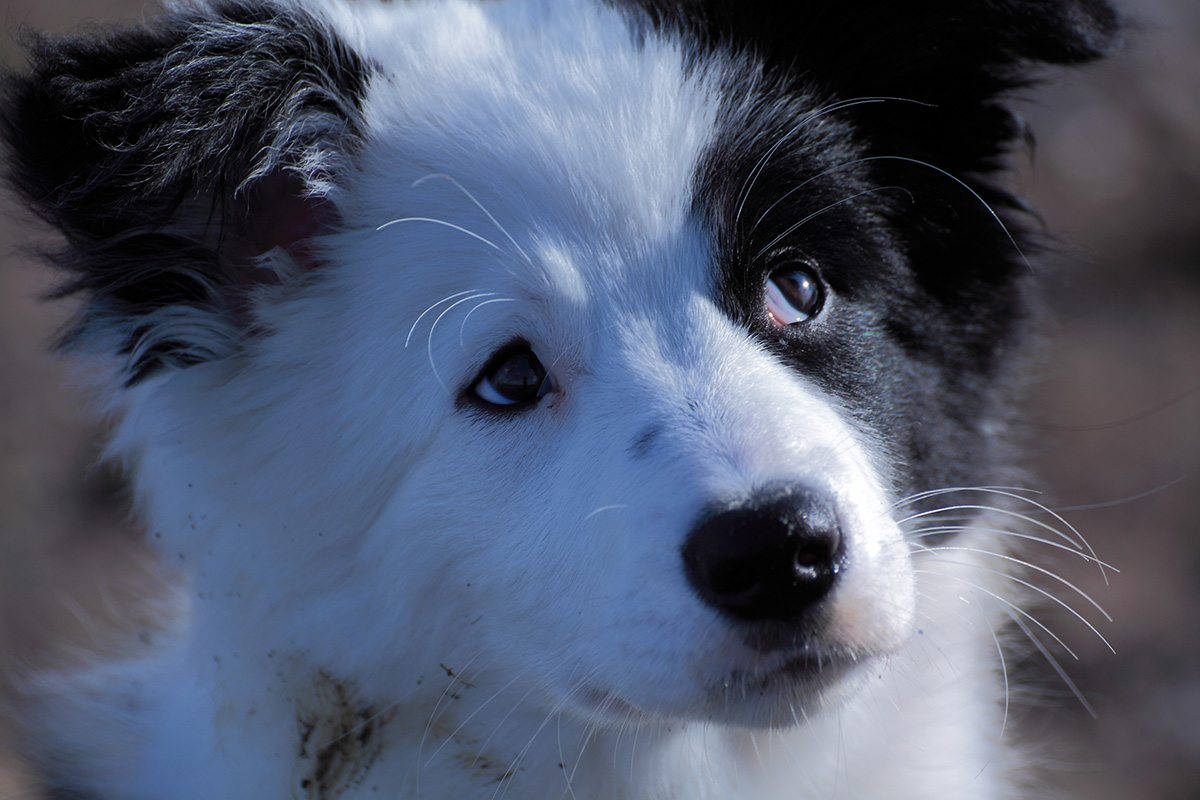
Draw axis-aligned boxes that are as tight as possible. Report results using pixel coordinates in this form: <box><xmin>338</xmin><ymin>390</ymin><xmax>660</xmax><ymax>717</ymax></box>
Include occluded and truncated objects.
<box><xmin>2</xmin><ymin>1</ymin><xmax>1117</xmax><ymax>797</ymax></box>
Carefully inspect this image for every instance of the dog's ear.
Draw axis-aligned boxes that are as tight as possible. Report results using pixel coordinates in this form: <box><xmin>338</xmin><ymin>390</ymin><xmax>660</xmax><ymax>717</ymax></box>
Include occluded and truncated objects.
<box><xmin>626</xmin><ymin>0</ymin><xmax>1120</xmax><ymax>170</ymax></box>
<box><xmin>2</xmin><ymin>1</ymin><xmax>372</xmax><ymax>386</ymax></box>
<box><xmin>629</xmin><ymin>0</ymin><xmax>1119</xmax><ymax>69</ymax></box>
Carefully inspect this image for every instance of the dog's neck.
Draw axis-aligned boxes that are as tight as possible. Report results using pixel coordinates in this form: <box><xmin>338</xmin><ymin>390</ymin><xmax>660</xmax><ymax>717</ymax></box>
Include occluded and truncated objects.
<box><xmin>120</xmin><ymin>570</ymin><xmax>1010</xmax><ymax>800</ymax></box>
<box><xmin>203</xmin><ymin>662</ymin><xmax>798</xmax><ymax>800</ymax></box>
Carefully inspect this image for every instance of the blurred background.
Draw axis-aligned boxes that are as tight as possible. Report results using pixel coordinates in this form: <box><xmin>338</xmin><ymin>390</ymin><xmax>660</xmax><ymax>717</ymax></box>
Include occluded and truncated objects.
<box><xmin>0</xmin><ymin>0</ymin><xmax>1197</xmax><ymax>796</ymax></box>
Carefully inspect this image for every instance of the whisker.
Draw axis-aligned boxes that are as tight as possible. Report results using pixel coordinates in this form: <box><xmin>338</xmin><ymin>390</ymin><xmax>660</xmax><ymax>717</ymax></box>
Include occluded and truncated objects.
<box><xmin>858</xmin><ymin>155</ymin><xmax>1032</xmax><ymax>270</ymax></box>
<box><xmin>427</xmin><ymin>292</ymin><xmax>497</xmax><ymax>394</ymax></box>
<box><xmin>920</xmin><ymin>546</ymin><xmax>1113</xmax><ymax>625</ymax></box>
<box><xmin>913</xmin><ymin>567</ymin><xmax>1081</xmax><ymax>659</ymax></box>
<box><xmin>459</xmin><ymin>297</ymin><xmax>516</xmax><ymax>348</ymax></box>
<box><xmin>972</xmin><ymin>589</ymin><xmax>1011</xmax><ymax>742</ymax></box>
<box><xmin>413</xmin><ymin>173</ymin><xmax>533</xmax><ymax>264</ymax></box>
<box><xmin>552</xmin><ymin>665</ymin><xmax>604</xmax><ymax>800</ymax></box>
<box><xmin>423</xmin><ymin>675</ymin><xmax>523</xmax><ymax>769</ymax></box>
<box><xmin>1006</xmin><ymin>607</ymin><xmax>1098</xmax><ymax>719</ymax></box>
<box><xmin>1051</xmin><ymin>475</ymin><xmax>1187</xmax><ymax>512</ymax></box>
<box><xmin>734</xmin><ymin>96</ymin><xmax>933</xmax><ymax>225</ymax></box>
<box><xmin>473</xmin><ymin>683</ymin><xmax>539</xmax><ymax>773</ymax></box>
<box><xmin>909</xmin><ymin>526</ymin><xmax>1119</xmax><ymax>572</ymax></box>
<box><xmin>316</xmin><ymin>696</ymin><xmax>402</xmax><ymax>755</ymax></box>
<box><xmin>933</xmin><ymin>489</ymin><xmax>1100</xmax><ymax>569</ymax></box>
<box><xmin>406</xmin><ymin>289</ymin><xmax>477</xmax><ymax>349</ymax></box>
<box><xmin>583</xmin><ymin>505</ymin><xmax>628</xmax><ymax>522</ymax></box>
<box><xmin>376</xmin><ymin>215</ymin><xmax>502</xmax><ymax>251</ymax></box>
<box><xmin>496</xmin><ymin>692</ymin><xmax>578</xmax><ymax>800</ymax></box>
<box><xmin>892</xmin><ymin>485</ymin><xmax>1042</xmax><ymax>509</ymax></box>
<box><xmin>899</xmin><ymin>503</ymin><xmax>1097</xmax><ymax>568</ymax></box>
<box><xmin>753</xmin><ymin>186</ymin><xmax>913</xmax><ymax>261</ymax></box>
<box><xmin>563</xmin><ymin>670</ymin><xmax>607</xmax><ymax>789</ymax></box>
<box><xmin>628</xmin><ymin>724</ymin><xmax>641</xmax><ymax>787</ymax></box>
<box><xmin>748</xmin><ymin>156</ymin><xmax>872</xmax><ymax>237</ymax></box>
<box><xmin>749</xmin><ymin>731</ymin><xmax>768</xmax><ymax>777</ymax></box>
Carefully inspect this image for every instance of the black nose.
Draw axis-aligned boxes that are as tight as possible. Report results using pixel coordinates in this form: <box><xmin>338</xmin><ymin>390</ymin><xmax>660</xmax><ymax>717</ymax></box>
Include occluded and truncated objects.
<box><xmin>681</xmin><ymin>487</ymin><xmax>846</xmax><ymax>623</ymax></box>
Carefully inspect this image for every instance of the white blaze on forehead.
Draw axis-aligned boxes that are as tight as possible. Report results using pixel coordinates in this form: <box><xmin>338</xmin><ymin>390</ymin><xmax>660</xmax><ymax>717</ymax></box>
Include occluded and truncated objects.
<box><xmin>336</xmin><ymin>0</ymin><xmax>726</xmax><ymax>295</ymax></box>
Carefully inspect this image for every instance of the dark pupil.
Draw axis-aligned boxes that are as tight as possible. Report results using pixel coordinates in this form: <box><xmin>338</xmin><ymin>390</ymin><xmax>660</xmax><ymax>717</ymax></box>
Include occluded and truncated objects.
<box><xmin>778</xmin><ymin>271</ymin><xmax>817</xmax><ymax>314</ymax></box>
<box><xmin>493</xmin><ymin>353</ymin><xmax>545</xmax><ymax>400</ymax></box>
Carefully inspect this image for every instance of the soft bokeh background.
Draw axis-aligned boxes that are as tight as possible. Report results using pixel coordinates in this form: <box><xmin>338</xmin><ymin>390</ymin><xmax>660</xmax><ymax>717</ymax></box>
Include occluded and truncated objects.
<box><xmin>1</xmin><ymin>0</ymin><xmax>1197</xmax><ymax>796</ymax></box>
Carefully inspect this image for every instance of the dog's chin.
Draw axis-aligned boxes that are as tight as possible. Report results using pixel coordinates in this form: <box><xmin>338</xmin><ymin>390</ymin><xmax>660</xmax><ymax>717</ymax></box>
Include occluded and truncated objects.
<box><xmin>568</xmin><ymin>650</ymin><xmax>878</xmax><ymax>730</ymax></box>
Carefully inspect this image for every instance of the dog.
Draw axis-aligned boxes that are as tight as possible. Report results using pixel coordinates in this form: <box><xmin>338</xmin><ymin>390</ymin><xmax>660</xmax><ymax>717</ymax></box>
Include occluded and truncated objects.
<box><xmin>2</xmin><ymin>0</ymin><xmax>1118</xmax><ymax>797</ymax></box>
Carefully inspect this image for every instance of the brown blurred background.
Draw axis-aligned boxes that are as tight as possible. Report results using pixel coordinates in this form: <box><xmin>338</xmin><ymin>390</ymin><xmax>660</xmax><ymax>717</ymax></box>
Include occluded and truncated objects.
<box><xmin>1</xmin><ymin>0</ymin><xmax>1197</xmax><ymax>797</ymax></box>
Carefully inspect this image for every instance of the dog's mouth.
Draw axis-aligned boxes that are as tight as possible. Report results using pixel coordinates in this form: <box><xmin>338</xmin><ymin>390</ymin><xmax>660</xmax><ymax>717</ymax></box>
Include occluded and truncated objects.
<box><xmin>735</xmin><ymin>649</ymin><xmax>855</xmax><ymax>690</ymax></box>
<box><xmin>576</xmin><ymin>685</ymin><xmax>651</xmax><ymax>724</ymax></box>
<box><xmin>574</xmin><ymin>647</ymin><xmax>869</xmax><ymax>729</ymax></box>
<box><xmin>706</xmin><ymin>647</ymin><xmax>868</xmax><ymax>722</ymax></box>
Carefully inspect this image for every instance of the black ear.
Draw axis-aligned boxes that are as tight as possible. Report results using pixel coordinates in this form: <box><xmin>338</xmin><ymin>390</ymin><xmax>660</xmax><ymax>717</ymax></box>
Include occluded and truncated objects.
<box><xmin>626</xmin><ymin>0</ymin><xmax>1120</xmax><ymax>172</ymax></box>
<box><xmin>2</xmin><ymin>0</ymin><xmax>373</xmax><ymax>385</ymax></box>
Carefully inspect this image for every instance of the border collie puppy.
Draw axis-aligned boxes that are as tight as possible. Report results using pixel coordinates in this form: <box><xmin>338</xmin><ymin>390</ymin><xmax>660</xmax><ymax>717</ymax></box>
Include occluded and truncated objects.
<box><xmin>2</xmin><ymin>1</ymin><xmax>1117</xmax><ymax>797</ymax></box>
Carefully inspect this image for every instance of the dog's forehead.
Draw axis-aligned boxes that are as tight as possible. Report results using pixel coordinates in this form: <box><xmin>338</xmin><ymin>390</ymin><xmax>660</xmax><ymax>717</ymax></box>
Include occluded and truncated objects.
<box><xmin>346</xmin><ymin>0</ymin><xmax>737</xmax><ymax>305</ymax></box>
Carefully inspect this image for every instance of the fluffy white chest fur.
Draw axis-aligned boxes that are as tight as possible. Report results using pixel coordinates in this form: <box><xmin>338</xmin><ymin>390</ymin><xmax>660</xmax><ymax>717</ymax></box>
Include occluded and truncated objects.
<box><xmin>2</xmin><ymin>0</ymin><xmax>1118</xmax><ymax>797</ymax></box>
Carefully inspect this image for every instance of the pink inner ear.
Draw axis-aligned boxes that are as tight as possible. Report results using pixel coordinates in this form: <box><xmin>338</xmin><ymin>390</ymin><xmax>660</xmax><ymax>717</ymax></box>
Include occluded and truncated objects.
<box><xmin>275</xmin><ymin>194</ymin><xmax>335</xmax><ymax>274</ymax></box>
<box><xmin>249</xmin><ymin>172</ymin><xmax>337</xmax><ymax>277</ymax></box>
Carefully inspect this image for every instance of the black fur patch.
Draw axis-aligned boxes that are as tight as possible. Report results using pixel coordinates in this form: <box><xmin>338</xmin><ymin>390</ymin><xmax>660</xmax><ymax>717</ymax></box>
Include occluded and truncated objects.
<box><xmin>1</xmin><ymin>0</ymin><xmax>373</xmax><ymax>384</ymax></box>
<box><xmin>667</xmin><ymin>0</ymin><xmax>1118</xmax><ymax>499</ymax></box>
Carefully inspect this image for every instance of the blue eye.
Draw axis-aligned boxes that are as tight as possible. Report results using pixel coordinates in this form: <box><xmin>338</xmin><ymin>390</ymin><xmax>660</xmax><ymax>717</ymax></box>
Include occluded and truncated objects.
<box><xmin>473</xmin><ymin>346</ymin><xmax>551</xmax><ymax>407</ymax></box>
<box><xmin>765</xmin><ymin>267</ymin><xmax>822</xmax><ymax>326</ymax></box>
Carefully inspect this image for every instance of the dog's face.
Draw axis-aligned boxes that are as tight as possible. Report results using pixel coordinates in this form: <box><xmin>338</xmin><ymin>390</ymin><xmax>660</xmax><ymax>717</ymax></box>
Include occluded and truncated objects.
<box><xmin>3</xmin><ymin>0</ymin><xmax>1117</xmax><ymax>732</ymax></box>
<box><xmin>325</xmin><ymin>14</ymin><xmax>921</xmax><ymax>727</ymax></box>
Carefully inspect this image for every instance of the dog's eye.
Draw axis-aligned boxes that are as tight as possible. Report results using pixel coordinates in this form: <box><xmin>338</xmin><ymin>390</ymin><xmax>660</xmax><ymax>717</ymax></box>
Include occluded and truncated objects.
<box><xmin>472</xmin><ymin>346</ymin><xmax>552</xmax><ymax>407</ymax></box>
<box><xmin>765</xmin><ymin>267</ymin><xmax>822</xmax><ymax>327</ymax></box>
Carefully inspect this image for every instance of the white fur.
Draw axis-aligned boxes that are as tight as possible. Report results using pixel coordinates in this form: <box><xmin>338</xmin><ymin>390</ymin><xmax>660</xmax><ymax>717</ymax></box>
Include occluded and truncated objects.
<box><xmin>29</xmin><ymin>1</ymin><xmax>1030</xmax><ymax>797</ymax></box>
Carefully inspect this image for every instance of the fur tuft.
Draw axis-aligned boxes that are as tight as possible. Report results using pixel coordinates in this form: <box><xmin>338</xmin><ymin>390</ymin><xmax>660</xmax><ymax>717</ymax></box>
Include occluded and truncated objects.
<box><xmin>1</xmin><ymin>0</ymin><xmax>372</xmax><ymax>385</ymax></box>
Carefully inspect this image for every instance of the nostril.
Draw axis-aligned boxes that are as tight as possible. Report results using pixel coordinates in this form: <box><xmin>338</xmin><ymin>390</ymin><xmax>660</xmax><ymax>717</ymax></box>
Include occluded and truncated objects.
<box><xmin>681</xmin><ymin>487</ymin><xmax>845</xmax><ymax>624</ymax></box>
<box><xmin>794</xmin><ymin>531</ymin><xmax>839</xmax><ymax>573</ymax></box>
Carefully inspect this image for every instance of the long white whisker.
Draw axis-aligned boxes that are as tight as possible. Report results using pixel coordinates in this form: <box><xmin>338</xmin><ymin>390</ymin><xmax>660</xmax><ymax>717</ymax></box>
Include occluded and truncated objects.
<box><xmin>473</xmin><ymin>684</ymin><xmax>539</xmax><ymax>775</ymax></box>
<box><xmin>423</xmin><ymin>673</ymin><xmax>525</xmax><ymax>768</ymax></box>
<box><xmin>555</xmin><ymin>715</ymin><xmax>581</xmax><ymax>800</ymax></box>
<box><xmin>417</xmin><ymin>649</ymin><xmax>488</xmax><ymax>770</ymax></box>
<box><xmin>316</xmin><ymin>697</ymin><xmax>401</xmax><ymax>754</ymax></box>
<box><xmin>931</xmin><ymin>488</ymin><xmax>1105</xmax><ymax>579</ymax></box>
<box><xmin>406</xmin><ymin>290</ymin><xmax>477</xmax><ymax>348</ymax></box>
<box><xmin>754</xmin><ymin>186</ymin><xmax>913</xmax><ymax>260</ymax></box>
<box><xmin>376</xmin><ymin>216</ymin><xmax>502</xmax><ymax>251</ymax></box>
<box><xmin>1051</xmin><ymin>475</ymin><xmax>1187</xmax><ymax>512</ymax></box>
<box><xmin>413</xmin><ymin>173</ymin><xmax>533</xmax><ymax>264</ymax></box>
<box><xmin>971</xmin><ymin>589</ymin><xmax>1011</xmax><ymax>742</ymax></box>
<box><xmin>1006</xmin><ymin>607</ymin><xmax>1098</xmax><ymax>718</ymax></box>
<box><xmin>734</xmin><ymin>96</ymin><xmax>932</xmax><ymax>225</ymax></box>
<box><xmin>496</xmin><ymin>697</ymin><xmax>577</xmax><ymax>800</ymax></box>
<box><xmin>921</xmin><ymin>546</ymin><xmax>1113</xmax><ymax>622</ymax></box>
<box><xmin>583</xmin><ymin>505</ymin><xmax>628</xmax><ymax>522</ymax></box>
<box><xmin>750</xmin><ymin>732</ymin><xmax>767</xmax><ymax>776</ymax></box>
<box><xmin>749</xmin><ymin>156</ymin><xmax>873</xmax><ymax>236</ymax></box>
<box><xmin>899</xmin><ymin>503</ymin><xmax>1094</xmax><ymax>565</ymax></box>
<box><xmin>460</xmin><ymin>297</ymin><xmax>516</xmax><ymax>348</ymax></box>
<box><xmin>421</xmin><ymin>660</ymin><xmax>475</xmax><ymax>747</ymax></box>
<box><xmin>892</xmin><ymin>485</ymin><xmax>1042</xmax><ymax>509</ymax></box>
<box><xmin>427</xmin><ymin>293</ymin><xmax>496</xmax><ymax>395</ymax></box>
<box><xmin>909</xmin><ymin>526</ymin><xmax>1119</xmax><ymax>571</ymax></box>
<box><xmin>858</xmin><ymin>155</ymin><xmax>1032</xmax><ymax>270</ymax></box>
<box><xmin>913</xmin><ymin>567</ymin><xmax>1081</xmax><ymax>659</ymax></box>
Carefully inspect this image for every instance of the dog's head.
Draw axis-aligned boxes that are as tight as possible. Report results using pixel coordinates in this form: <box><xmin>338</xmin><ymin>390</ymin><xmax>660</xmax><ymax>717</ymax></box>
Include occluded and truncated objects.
<box><xmin>4</xmin><ymin>0</ymin><xmax>1116</xmax><ymax>728</ymax></box>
